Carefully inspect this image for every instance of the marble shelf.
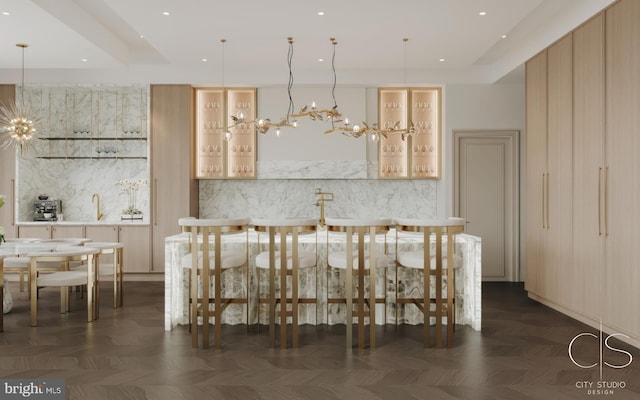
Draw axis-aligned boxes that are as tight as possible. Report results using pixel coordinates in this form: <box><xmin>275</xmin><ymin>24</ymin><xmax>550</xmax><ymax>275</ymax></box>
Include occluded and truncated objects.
<box><xmin>164</xmin><ymin>229</ymin><xmax>481</xmax><ymax>331</ymax></box>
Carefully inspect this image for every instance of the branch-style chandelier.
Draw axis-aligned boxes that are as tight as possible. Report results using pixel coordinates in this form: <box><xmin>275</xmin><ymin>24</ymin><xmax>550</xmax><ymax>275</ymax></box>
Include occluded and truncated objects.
<box><xmin>231</xmin><ymin>37</ymin><xmax>416</xmax><ymax>141</ymax></box>
<box><xmin>0</xmin><ymin>43</ymin><xmax>39</xmax><ymax>154</ymax></box>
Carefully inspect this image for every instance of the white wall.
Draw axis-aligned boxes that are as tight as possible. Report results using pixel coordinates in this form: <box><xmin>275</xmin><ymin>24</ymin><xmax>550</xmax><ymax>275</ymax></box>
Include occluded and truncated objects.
<box><xmin>442</xmin><ymin>83</ymin><xmax>526</xmax><ymax>278</ymax></box>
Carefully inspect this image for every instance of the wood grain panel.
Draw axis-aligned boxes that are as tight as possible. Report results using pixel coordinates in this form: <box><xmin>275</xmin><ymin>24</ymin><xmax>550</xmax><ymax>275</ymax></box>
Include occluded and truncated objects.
<box><xmin>605</xmin><ymin>0</ymin><xmax>640</xmax><ymax>336</ymax></box>
<box><xmin>150</xmin><ymin>85</ymin><xmax>198</xmax><ymax>272</ymax></box>
<box><xmin>524</xmin><ymin>51</ymin><xmax>547</xmax><ymax>296</ymax></box>
<box><xmin>572</xmin><ymin>13</ymin><xmax>605</xmax><ymax>322</ymax></box>
<box><xmin>547</xmin><ymin>34</ymin><xmax>574</xmax><ymax>309</ymax></box>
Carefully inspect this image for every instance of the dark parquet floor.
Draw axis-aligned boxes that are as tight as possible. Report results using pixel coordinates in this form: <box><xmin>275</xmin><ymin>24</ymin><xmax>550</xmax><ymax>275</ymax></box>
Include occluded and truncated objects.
<box><xmin>1</xmin><ymin>281</ymin><xmax>639</xmax><ymax>400</ymax></box>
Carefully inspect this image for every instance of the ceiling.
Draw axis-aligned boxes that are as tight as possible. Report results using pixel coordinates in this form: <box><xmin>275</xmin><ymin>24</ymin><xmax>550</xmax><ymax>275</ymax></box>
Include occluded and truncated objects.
<box><xmin>0</xmin><ymin>0</ymin><xmax>614</xmax><ymax>86</ymax></box>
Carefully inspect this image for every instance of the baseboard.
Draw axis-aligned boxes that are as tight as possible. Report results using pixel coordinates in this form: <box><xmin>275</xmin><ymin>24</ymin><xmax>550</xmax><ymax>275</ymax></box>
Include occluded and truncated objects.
<box><xmin>528</xmin><ymin>292</ymin><xmax>640</xmax><ymax>350</ymax></box>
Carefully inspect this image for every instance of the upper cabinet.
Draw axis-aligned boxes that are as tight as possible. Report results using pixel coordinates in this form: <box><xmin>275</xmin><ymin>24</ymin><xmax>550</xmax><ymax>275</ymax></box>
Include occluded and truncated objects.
<box><xmin>194</xmin><ymin>88</ymin><xmax>257</xmax><ymax>179</ymax></box>
<box><xmin>32</xmin><ymin>87</ymin><xmax>148</xmax><ymax>160</ymax></box>
<box><xmin>378</xmin><ymin>87</ymin><xmax>441</xmax><ymax>179</ymax></box>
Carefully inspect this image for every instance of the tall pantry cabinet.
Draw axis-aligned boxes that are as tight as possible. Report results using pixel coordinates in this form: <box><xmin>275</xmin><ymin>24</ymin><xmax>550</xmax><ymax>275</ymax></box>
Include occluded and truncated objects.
<box><xmin>525</xmin><ymin>0</ymin><xmax>640</xmax><ymax>347</ymax></box>
<box><xmin>0</xmin><ymin>85</ymin><xmax>16</xmax><ymax>239</ymax></box>
<box><xmin>150</xmin><ymin>85</ymin><xmax>199</xmax><ymax>272</ymax></box>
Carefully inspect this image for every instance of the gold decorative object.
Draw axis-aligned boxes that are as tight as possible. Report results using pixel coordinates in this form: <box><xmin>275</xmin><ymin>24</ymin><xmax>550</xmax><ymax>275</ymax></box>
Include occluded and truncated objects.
<box><xmin>0</xmin><ymin>44</ymin><xmax>39</xmax><ymax>154</ymax></box>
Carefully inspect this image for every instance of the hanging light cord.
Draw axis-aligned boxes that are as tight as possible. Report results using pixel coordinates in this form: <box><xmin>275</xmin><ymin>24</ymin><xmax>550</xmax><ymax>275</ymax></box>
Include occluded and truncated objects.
<box><xmin>18</xmin><ymin>43</ymin><xmax>27</xmax><ymax>110</ymax></box>
<box><xmin>330</xmin><ymin>38</ymin><xmax>338</xmax><ymax>126</ymax></box>
<box><xmin>403</xmin><ymin>38</ymin><xmax>408</xmax><ymax>85</ymax></box>
<box><xmin>287</xmin><ymin>37</ymin><xmax>294</xmax><ymax>123</ymax></box>
<box><xmin>221</xmin><ymin>39</ymin><xmax>226</xmax><ymax>88</ymax></box>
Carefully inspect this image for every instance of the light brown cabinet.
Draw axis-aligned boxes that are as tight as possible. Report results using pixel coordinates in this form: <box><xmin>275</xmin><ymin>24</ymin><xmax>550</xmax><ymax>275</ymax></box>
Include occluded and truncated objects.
<box><xmin>0</xmin><ymin>85</ymin><xmax>16</xmax><ymax>240</ymax></box>
<box><xmin>117</xmin><ymin>225</ymin><xmax>151</xmax><ymax>273</ymax></box>
<box><xmin>525</xmin><ymin>0</ymin><xmax>640</xmax><ymax>348</ymax></box>
<box><xmin>150</xmin><ymin>85</ymin><xmax>198</xmax><ymax>273</ymax></box>
<box><xmin>194</xmin><ymin>88</ymin><xmax>257</xmax><ymax>179</ymax></box>
<box><xmin>604</xmin><ymin>0</ymin><xmax>640</xmax><ymax>337</ymax></box>
<box><xmin>572</xmin><ymin>13</ymin><xmax>605</xmax><ymax>322</ymax></box>
<box><xmin>378</xmin><ymin>87</ymin><xmax>441</xmax><ymax>179</ymax></box>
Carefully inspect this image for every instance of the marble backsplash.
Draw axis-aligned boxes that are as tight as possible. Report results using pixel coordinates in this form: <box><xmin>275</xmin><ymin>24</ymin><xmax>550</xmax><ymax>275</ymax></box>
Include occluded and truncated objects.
<box><xmin>16</xmin><ymin>85</ymin><xmax>150</xmax><ymax>224</ymax></box>
<box><xmin>199</xmin><ymin>178</ymin><xmax>438</xmax><ymax>220</ymax></box>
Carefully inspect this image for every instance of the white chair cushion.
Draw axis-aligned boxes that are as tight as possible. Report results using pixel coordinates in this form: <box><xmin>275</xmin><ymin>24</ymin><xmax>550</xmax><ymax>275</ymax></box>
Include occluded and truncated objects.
<box><xmin>181</xmin><ymin>251</ymin><xmax>246</xmax><ymax>270</ymax></box>
<box><xmin>255</xmin><ymin>250</ymin><xmax>316</xmax><ymax>269</ymax></box>
<box><xmin>328</xmin><ymin>251</ymin><xmax>391</xmax><ymax>270</ymax></box>
<box><xmin>397</xmin><ymin>251</ymin><xmax>463</xmax><ymax>270</ymax></box>
<box><xmin>37</xmin><ymin>271</ymin><xmax>88</xmax><ymax>287</ymax></box>
<box><xmin>3</xmin><ymin>257</ymin><xmax>29</xmax><ymax>269</ymax></box>
<box><xmin>4</xmin><ymin>257</ymin><xmax>61</xmax><ymax>269</ymax></box>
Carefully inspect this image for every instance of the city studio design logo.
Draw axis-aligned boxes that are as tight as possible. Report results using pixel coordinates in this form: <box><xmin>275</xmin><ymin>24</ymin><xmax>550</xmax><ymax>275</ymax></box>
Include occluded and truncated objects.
<box><xmin>568</xmin><ymin>321</ymin><xmax>633</xmax><ymax>396</ymax></box>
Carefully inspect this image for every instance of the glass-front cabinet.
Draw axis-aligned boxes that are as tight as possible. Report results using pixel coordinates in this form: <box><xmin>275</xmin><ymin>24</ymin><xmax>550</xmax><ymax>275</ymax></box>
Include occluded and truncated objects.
<box><xmin>378</xmin><ymin>87</ymin><xmax>441</xmax><ymax>179</ymax></box>
<box><xmin>194</xmin><ymin>88</ymin><xmax>257</xmax><ymax>179</ymax></box>
<box><xmin>36</xmin><ymin>87</ymin><xmax>148</xmax><ymax>160</ymax></box>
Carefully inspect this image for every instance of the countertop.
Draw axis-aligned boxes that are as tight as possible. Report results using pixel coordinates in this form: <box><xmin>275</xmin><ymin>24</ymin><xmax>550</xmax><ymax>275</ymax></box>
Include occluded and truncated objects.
<box><xmin>17</xmin><ymin>221</ymin><xmax>149</xmax><ymax>226</ymax></box>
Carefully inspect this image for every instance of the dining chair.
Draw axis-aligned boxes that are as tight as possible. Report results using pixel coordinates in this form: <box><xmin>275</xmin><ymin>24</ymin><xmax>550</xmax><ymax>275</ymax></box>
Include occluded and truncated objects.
<box><xmin>28</xmin><ymin>246</ymin><xmax>100</xmax><ymax>326</ymax></box>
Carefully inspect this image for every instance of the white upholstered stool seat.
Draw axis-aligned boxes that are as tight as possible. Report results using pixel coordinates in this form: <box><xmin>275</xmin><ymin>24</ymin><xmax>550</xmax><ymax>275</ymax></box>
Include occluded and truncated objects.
<box><xmin>255</xmin><ymin>250</ymin><xmax>317</xmax><ymax>270</ymax></box>
<box><xmin>252</xmin><ymin>217</ymin><xmax>318</xmax><ymax>349</ymax></box>
<box><xmin>396</xmin><ymin>251</ymin><xmax>463</xmax><ymax>270</ymax></box>
<box><xmin>327</xmin><ymin>251</ymin><xmax>391</xmax><ymax>270</ymax></box>
<box><xmin>181</xmin><ymin>251</ymin><xmax>247</xmax><ymax>270</ymax></box>
<box><xmin>178</xmin><ymin>217</ymin><xmax>251</xmax><ymax>349</ymax></box>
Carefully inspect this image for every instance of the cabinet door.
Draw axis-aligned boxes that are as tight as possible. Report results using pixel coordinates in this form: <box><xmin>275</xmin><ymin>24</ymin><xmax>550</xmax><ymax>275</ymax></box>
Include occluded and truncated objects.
<box><xmin>51</xmin><ymin>225</ymin><xmax>84</xmax><ymax>239</ymax></box>
<box><xmin>573</xmin><ymin>14</ymin><xmax>605</xmax><ymax>321</ymax></box>
<box><xmin>605</xmin><ymin>0</ymin><xmax>640</xmax><ymax>335</ymax></box>
<box><xmin>18</xmin><ymin>225</ymin><xmax>52</xmax><ymax>239</ymax></box>
<box><xmin>546</xmin><ymin>34</ymin><xmax>573</xmax><ymax>307</ymax></box>
<box><xmin>118</xmin><ymin>225</ymin><xmax>151</xmax><ymax>273</ymax></box>
<box><xmin>524</xmin><ymin>51</ymin><xmax>547</xmax><ymax>295</ymax></box>
<box><xmin>0</xmin><ymin>85</ymin><xmax>16</xmax><ymax>239</ymax></box>
<box><xmin>85</xmin><ymin>225</ymin><xmax>119</xmax><ymax>242</ymax></box>
<box><xmin>150</xmin><ymin>85</ymin><xmax>198</xmax><ymax>273</ymax></box>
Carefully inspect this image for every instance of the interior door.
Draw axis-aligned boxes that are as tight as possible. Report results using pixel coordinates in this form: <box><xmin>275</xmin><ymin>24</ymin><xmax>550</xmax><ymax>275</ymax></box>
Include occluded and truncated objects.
<box><xmin>454</xmin><ymin>131</ymin><xmax>519</xmax><ymax>281</ymax></box>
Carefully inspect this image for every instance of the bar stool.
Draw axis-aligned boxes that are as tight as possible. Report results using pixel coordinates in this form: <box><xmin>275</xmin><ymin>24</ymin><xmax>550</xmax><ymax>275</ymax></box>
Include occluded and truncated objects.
<box><xmin>253</xmin><ymin>218</ymin><xmax>318</xmax><ymax>348</ymax></box>
<box><xmin>28</xmin><ymin>246</ymin><xmax>100</xmax><ymax>326</ymax></box>
<box><xmin>325</xmin><ymin>217</ymin><xmax>392</xmax><ymax>350</ymax></box>
<box><xmin>178</xmin><ymin>217</ymin><xmax>250</xmax><ymax>349</ymax></box>
<box><xmin>83</xmin><ymin>242</ymin><xmax>124</xmax><ymax>309</ymax></box>
<box><xmin>394</xmin><ymin>218</ymin><xmax>464</xmax><ymax>348</ymax></box>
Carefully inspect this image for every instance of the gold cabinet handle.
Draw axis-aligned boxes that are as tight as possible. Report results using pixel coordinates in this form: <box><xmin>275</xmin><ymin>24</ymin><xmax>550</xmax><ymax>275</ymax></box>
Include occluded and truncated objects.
<box><xmin>11</xmin><ymin>178</ymin><xmax>15</xmax><ymax>226</ymax></box>
<box><xmin>598</xmin><ymin>167</ymin><xmax>602</xmax><ymax>236</ymax></box>
<box><xmin>604</xmin><ymin>166</ymin><xmax>608</xmax><ymax>237</ymax></box>
<box><xmin>542</xmin><ymin>173</ymin><xmax>546</xmax><ymax>229</ymax></box>
<box><xmin>546</xmin><ymin>173</ymin><xmax>550</xmax><ymax>229</ymax></box>
<box><xmin>153</xmin><ymin>178</ymin><xmax>158</xmax><ymax>226</ymax></box>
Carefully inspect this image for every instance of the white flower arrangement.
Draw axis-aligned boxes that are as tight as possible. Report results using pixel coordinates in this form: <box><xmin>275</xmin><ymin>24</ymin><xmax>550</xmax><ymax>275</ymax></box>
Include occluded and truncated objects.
<box><xmin>117</xmin><ymin>179</ymin><xmax>146</xmax><ymax>215</ymax></box>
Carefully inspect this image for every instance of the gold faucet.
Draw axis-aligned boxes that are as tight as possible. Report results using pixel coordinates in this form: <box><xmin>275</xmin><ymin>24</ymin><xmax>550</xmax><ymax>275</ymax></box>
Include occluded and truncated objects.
<box><xmin>92</xmin><ymin>193</ymin><xmax>104</xmax><ymax>221</ymax></box>
<box><xmin>314</xmin><ymin>188</ymin><xmax>334</xmax><ymax>228</ymax></box>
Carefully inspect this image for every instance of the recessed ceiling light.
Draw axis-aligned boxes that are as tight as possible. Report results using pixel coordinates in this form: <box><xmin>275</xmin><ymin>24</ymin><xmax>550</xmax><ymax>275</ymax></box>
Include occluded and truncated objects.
<box><xmin>162</xmin><ymin>11</ymin><xmax>170</xmax><ymax>16</ymax></box>
<box><xmin>501</xmin><ymin>34</ymin><xmax>507</xmax><ymax>39</ymax></box>
<box><xmin>318</xmin><ymin>58</ymin><xmax>324</xmax><ymax>62</ymax></box>
<box><xmin>479</xmin><ymin>11</ymin><xmax>486</xmax><ymax>16</ymax></box>
<box><xmin>439</xmin><ymin>58</ymin><xmax>445</xmax><ymax>62</ymax></box>
<box><xmin>81</xmin><ymin>58</ymin><xmax>88</xmax><ymax>62</ymax></box>
<box><xmin>201</xmin><ymin>58</ymin><xmax>208</xmax><ymax>62</ymax></box>
<box><xmin>139</xmin><ymin>34</ymin><xmax>144</xmax><ymax>39</ymax></box>
<box><xmin>2</xmin><ymin>11</ymin><xmax>10</xmax><ymax>16</ymax></box>
<box><xmin>317</xmin><ymin>11</ymin><xmax>325</xmax><ymax>16</ymax></box>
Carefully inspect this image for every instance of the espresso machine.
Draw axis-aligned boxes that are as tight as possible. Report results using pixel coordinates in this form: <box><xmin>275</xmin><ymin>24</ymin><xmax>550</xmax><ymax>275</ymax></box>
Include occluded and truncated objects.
<box><xmin>33</xmin><ymin>198</ymin><xmax>62</xmax><ymax>221</ymax></box>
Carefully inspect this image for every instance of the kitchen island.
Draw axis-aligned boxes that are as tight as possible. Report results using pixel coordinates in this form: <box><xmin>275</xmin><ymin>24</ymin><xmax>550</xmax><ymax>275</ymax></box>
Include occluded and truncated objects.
<box><xmin>164</xmin><ymin>229</ymin><xmax>481</xmax><ymax>331</ymax></box>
